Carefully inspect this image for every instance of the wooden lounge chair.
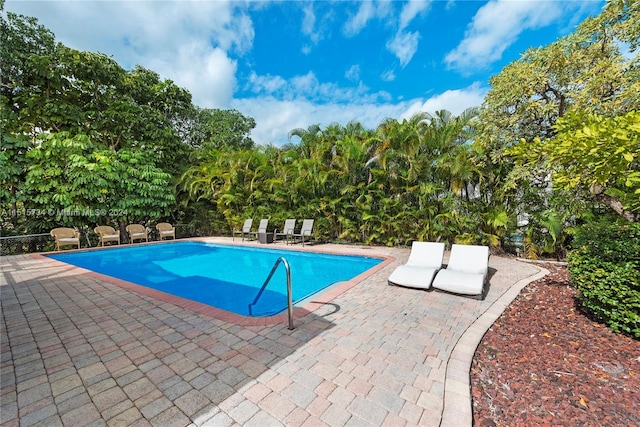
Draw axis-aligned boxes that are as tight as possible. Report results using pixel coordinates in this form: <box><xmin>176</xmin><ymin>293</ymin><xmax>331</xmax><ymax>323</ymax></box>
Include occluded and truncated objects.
<box><xmin>94</xmin><ymin>225</ymin><xmax>120</xmax><ymax>247</ymax></box>
<box><xmin>50</xmin><ymin>227</ymin><xmax>81</xmax><ymax>251</ymax></box>
<box><xmin>290</xmin><ymin>219</ymin><xmax>314</xmax><ymax>246</ymax></box>
<box><xmin>233</xmin><ymin>219</ymin><xmax>253</xmax><ymax>241</ymax></box>
<box><xmin>126</xmin><ymin>224</ymin><xmax>149</xmax><ymax>243</ymax></box>
<box><xmin>432</xmin><ymin>244</ymin><xmax>490</xmax><ymax>299</ymax></box>
<box><xmin>388</xmin><ymin>242</ymin><xmax>445</xmax><ymax>289</ymax></box>
<box><xmin>156</xmin><ymin>222</ymin><xmax>176</xmax><ymax>240</ymax></box>
<box><xmin>275</xmin><ymin>219</ymin><xmax>296</xmax><ymax>243</ymax></box>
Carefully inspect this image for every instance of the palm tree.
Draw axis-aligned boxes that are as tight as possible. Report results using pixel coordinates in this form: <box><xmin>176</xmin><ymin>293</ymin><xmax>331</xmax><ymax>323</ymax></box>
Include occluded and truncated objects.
<box><xmin>428</xmin><ymin>108</ymin><xmax>481</xmax><ymax>199</ymax></box>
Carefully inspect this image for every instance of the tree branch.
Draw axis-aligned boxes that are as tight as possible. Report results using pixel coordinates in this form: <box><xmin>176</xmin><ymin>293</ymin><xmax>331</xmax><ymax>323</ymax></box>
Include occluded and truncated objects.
<box><xmin>592</xmin><ymin>187</ymin><xmax>639</xmax><ymax>222</ymax></box>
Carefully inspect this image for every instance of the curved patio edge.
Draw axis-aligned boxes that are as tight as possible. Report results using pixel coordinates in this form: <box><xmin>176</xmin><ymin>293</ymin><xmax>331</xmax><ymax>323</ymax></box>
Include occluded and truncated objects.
<box><xmin>440</xmin><ymin>263</ymin><xmax>550</xmax><ymax>427</ymax></box>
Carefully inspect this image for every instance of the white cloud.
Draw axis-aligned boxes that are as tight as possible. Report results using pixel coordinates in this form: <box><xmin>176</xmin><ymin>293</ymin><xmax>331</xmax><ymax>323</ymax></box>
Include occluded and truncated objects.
<box><xmin>149</xmin><ymin>44</ymin><xmax>237</xmax><ymax>109</ymax></box>
<box><xmin>301</xmin><ymin>3</ymin><xmax>320</xmax><ymax>44</ymax></box>
<box><xmin>401</xmin><ymin>83</ymin><xmax>488</xmax><ymax>120</ymax></box>
<box><xmin>245</xmin><ymin>71</ymin><xmax>392</xmax><ymax>105</ymax></box>
<box><xmin>232</xmin><ymin>97</ymin><xmax>309</xmax><ymax>145</ymax></box>
<box><xmin>399</xmin><ymin>0</ymin><xmax>431</xmax><ymax>31</ymax></box>
<box><xmin>343</xmin><ymin>1</ymin><xmax>392</xmax><ymax>37</ymax></box>
<box><xmin>232</xmin><ymin>96</ymin><xmax>405</xmax><ymax>146</ymax></box>
<box><xmin>386</xmin><ymin>0</ymin><xmax>431</xmax><ymax>68</ymax></box>
<box><xmin>345</xmin><ymin>65</ymin><xmax>361</xmax><ymax>82</ymax></box>
<box><xmin>387</xmin><ymin>30</ymin><xmax>421</xmax><ymax>68</ymax></box>
<box><xmin>381</xmin><ymin>69</ymin><xmax>396</xmax><ymax>82</ymax></box>
<box><xmin>233</xmin><ymin>83</ymin><xmax>488</xmax><ymax>146</ymax></box>
<box><xmin>445</xmin><ymin>0</ymin><xmax>563</xmax><ymax>72</ymax></box>
<box><xmin>246</xmin><ymin>73</ymin><xmax>289</xmax><ymax>96</ymax></box>
<box><xmin>343</xmin><ymin>0</ymin><xmax>428</xmax><ymax>37</ymax></box>
<box><xmin>6</xmin><ymin>0</ymin><xmax>252</xmax><ymax>108</ymax></box>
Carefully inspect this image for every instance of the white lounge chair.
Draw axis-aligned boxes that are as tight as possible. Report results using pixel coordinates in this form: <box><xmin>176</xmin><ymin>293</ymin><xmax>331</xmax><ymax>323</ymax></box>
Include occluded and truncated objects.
<box><xmin>232</xmin><ymin>219</ymin><xmax>253</xmax><ymax>241</ymax></box>
<box><xmin>248</xmin><ymin>219</ymin><xmax>269</xmax><ymax>241</ymax></box>
<box><xmin>290</xmin><ymin>219</ymin><xmax>314</xmax><ymax>246</ymax></box>
<box><xmin>275</xmin><ymin>219</ymin><xmax>296</xmax><ymax>243</ymax></box>
<box><xmin>388</xmin><ymin>241</ymin><xmax>445</xmax><ymax>289</ymax></box>
<box><xmin>432</xmin><ymin>244</ymin><xmax>490</xmax><ymax>299</ymax></box>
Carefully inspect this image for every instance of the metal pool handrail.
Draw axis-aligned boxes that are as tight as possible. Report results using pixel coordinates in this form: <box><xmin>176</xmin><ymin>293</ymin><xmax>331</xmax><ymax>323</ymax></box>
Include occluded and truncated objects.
<box><xmin>248</xmin><ymin>257</ymin><xmax>294</xmax><ymax>330</ymax></box>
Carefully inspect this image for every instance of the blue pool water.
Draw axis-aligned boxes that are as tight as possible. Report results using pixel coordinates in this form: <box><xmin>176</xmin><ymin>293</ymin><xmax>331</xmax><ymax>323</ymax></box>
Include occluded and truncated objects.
<box><xmin>48</xmin><ymin>242</ymin><xmax>382</xmax><ymax>317</ymax></box>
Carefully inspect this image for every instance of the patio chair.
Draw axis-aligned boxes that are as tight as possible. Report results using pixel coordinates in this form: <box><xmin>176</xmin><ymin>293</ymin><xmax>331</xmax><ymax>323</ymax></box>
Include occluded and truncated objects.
<box><xmin>432</xmin><ymin>244</ymin><xmax>490</xmax><ymax>299</ymax></box>
<box><xmin>156</xmin><ymin>222</ymin><xmax>176</xmax><ymax>240</ymax></box>
<box><xmin>274</xmin><ymin>219</ymin><xmax>296</xmax><ymax>243</ymax></box>
<box><xmin>50</xmin><ymin>227</ymin><xmax>81</xmax><ymax>251</ymax></box>
<box><xmin>388</xmin><ymin>242</ymin><xmax>445</xmax><ymax>289</ymax></box>
<box><xmin>248</xmin><ymin>219</ymin><xmax>269</xmax><ymax>241</ymax></box>
<box><xmin>232</xmin><ymin>219</ymin><xmax>253</xmax><ymax>241</ymax></box>
<box><xmin>94</xmin><ymin>225</ymin><xmax>120</xmax><ymax>247</ymax></box>
<box><xmin>126</xmin><ymin>224</ymin><xmax>149</xmax><ymax>243</ymax></box>
<box><xmin>290</xmin><ymin>219</ymin><xmax>314</xmax><ymax>246</ymax></box>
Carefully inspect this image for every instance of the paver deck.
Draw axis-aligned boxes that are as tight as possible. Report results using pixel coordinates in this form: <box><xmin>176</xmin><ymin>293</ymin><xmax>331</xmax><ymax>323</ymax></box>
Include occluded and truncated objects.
<box><xmin>1</xmin><ymin>237</ymin><xmax>544</xmax><ymax>426</ymax></box>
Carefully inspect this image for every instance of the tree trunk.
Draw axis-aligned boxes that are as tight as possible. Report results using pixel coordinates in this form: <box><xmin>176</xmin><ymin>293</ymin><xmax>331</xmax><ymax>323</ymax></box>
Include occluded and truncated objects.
<box><xmin>593</xmin><ymin>192</ymin><xmax>639</xmax><ymax>222</ymax></box>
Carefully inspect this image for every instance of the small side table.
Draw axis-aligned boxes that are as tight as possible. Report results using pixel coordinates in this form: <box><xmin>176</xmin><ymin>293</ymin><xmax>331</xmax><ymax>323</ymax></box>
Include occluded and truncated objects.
<box><xmin>258</xmin><ymin>232</ymin><xmax>274</xmax><ymax>244</ymax></box>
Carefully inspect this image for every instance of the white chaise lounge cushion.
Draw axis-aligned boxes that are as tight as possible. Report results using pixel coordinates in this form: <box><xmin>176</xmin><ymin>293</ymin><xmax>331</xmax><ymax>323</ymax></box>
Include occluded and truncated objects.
<box><xmin>432</xmin><ymin>244</ymin><xmax>489</xmax><ymax>296</ymax></box>
<box><xmin>431</xmin><ymin>269</ymin><xmax>486</xmax><ymax>295</ymax></box>
<box><xmin>388</xmin><ymin>241</ymin><xmax>445</xmax><ymax>289</ymax></box>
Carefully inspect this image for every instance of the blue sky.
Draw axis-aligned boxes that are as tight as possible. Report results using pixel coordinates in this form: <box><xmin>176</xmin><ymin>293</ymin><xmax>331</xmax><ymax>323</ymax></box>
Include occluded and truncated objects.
<box><xmin>6</xmin><ymin>0</ymin><xmax>604</xmax><ymax>146</ymax></box>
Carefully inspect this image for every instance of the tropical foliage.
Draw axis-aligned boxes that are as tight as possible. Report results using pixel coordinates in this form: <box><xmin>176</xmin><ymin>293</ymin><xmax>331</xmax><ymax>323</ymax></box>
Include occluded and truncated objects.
<box><xmin>181</xmin><ymin>110</ymin><xmax>498</xmax><ymax>246</ymax></box>
<box><xmin>510</xmin><ymin>111</ymin><xmax>640</xmax><ymax>223</ymax></box>
<box><xmin>24</xmin><ymin>132</ymin><xmax>174</xmax><ymax>228</ymax></box>
<box><xmin>476</xmin><ymin>0</ymin><xmax>639</xmax><ymax>257</ymax></box>
<box><xmin>0</xmin><ymin>5</ymin><xmax>254</xmax><ymax>237</ymax></box>
<box><xmin>568</xmin><ymin>221</ymin><xmax>640</xmax><ymax>338</ymax></box>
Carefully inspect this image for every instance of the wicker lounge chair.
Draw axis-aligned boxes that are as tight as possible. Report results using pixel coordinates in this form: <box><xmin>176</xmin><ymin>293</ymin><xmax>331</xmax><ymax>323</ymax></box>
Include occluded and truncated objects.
<box><xmin>126</xmin><ymin>224</ymin><xmax>149</xmax><ymax>243</ymax></box>
<box><xmin>94</xmin><ymin>225</ymin><xmax>120</xmax><ymax>247</ymax></box>
<box><xmin>50</xmin><ymin>227</ymin><xmax>81</xmax><ymax>251</ymax></box>
<box><xmin>156</xmin><ymin>222</ymin><xmax>176</xmax><ymax>240</ymax></box>
<box><xmin>432</xmin><ymin>244</ymin><xmax>490</xmax><ymax>299</ymax></box>
<box><xmin>388</xmin><ymin>241</ymin><xmax>445</xmax><ymax>289</ymax></box>
<box><xmin>233</xmin><ymin>219</ymin><xmax>253</xmax><ymax>241</ymax></box>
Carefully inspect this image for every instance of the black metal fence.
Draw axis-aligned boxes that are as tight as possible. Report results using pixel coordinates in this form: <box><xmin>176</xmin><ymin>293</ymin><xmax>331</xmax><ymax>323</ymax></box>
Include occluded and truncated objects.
<box><xmin>1</xmin><ymin>224</ymin><xmax>192</xmax><ymax>256</ymax></box>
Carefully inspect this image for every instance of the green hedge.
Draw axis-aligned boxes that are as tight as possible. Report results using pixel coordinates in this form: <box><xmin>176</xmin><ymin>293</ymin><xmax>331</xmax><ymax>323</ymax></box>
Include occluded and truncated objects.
<box><xmin>567</xmin><ymin>222</ymin><xmax>640</xmax><ymax>338</ymax></box>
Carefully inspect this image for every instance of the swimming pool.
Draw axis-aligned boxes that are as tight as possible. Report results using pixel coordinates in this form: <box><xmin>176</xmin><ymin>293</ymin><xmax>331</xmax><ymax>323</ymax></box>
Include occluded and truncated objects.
<box><xmin>47</xmin><ymin>241</ymin><xmax>383</xmax><ymax>317</ymax></box>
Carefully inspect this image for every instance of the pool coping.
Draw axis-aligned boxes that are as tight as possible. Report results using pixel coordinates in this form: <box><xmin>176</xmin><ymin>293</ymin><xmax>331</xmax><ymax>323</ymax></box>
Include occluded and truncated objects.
<box><xmin>33</xmin><ymin>237</ymin><xmax>396</xmax><ymax>328</ymax></box>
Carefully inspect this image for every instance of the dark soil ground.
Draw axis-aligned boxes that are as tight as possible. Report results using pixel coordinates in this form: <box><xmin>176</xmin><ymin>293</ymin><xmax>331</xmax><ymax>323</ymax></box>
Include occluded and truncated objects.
<box><xmin>471</xmin><ymin>264</ymin><xmax>640</xmax><ymax>426</ymax></box>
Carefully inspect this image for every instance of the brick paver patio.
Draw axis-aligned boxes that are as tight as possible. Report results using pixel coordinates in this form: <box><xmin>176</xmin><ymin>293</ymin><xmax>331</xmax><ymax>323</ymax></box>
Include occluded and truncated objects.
<box><xmin>1</xmin><ymin>238</ymin><xmax>544</xmax><ymax>426</ymax></box>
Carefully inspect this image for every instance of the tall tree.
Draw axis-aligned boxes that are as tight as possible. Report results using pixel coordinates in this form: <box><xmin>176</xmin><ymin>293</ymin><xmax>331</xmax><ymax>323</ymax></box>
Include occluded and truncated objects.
<box><xmin>24</xmin><ymin>132</ymin><xmax>174</xmax><ymax>231</ymax></box>
<box><xmin>476</xmin><ymin>0</ymin><xmax>639</xmax><ymax>229</ymax></box>
<box><xmin>1</xmin><ymin>9</ymin><xmax>195</xmax><ymax>234</ymax></box>
<box><xmin>189</xmin><ymin>108</ymin><xmax>255</xmax><ymax>151</ymax></box>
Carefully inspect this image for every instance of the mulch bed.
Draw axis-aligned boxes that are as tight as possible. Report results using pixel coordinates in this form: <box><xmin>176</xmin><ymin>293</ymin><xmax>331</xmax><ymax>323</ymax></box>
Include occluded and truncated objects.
<box><xmin>471</xmin><ymin>264</ymin><xmax>640</xmax><ymax>426</ymax></box>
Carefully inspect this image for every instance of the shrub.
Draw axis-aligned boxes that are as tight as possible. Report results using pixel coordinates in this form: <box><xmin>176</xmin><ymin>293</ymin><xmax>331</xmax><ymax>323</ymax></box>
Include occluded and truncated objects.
<box><xmin>567</xmin><ymin>222</ymin><xmax>640</xmax><ymax>338</ymax></box>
